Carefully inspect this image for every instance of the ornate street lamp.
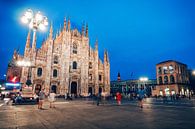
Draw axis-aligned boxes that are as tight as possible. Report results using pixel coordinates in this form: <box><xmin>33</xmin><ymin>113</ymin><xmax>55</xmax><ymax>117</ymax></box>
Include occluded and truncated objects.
<box><xmin>21</xmin><ymin>9</ymin><xmax>48</xmax><ymax>46</ymax></box>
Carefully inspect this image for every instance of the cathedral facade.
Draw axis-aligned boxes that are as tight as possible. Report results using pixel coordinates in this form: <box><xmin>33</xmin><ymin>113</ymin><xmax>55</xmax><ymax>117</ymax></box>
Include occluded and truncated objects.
<box><xmin>18</xmin><ymin>19</ymin><xmax>110</xmax><ymax>96</ymax></box>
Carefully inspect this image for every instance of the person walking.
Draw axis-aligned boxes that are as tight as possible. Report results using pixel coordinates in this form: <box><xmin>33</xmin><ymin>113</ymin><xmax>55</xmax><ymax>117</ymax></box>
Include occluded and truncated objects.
<box><xmin>137</xmin><ymin>87</ymin><xmax>145</xmax><ymax>108</ymax></box>
<box><xmin>48</xmin><ymin>91</ymin><xmax>56</xmax><ymax>108</ymax></box>
<box><xmin>38</xmin><ymin>89</ymin><xmax>45</xmax><ymax>109</ymax></box>
<box><xmin>96</xmin><ymin>93</ymin><xmax>101</xmax><ymax>106</ymax></box>
<box><xmin>116</xmin><ymin>92</ymin><xmax>122</xmax><ymax>105</ymax></box>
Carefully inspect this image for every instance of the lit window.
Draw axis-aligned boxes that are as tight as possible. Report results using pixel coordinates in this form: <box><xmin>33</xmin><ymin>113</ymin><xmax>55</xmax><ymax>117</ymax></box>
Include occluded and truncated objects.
<box><xmin>169</xmin><ymin>65</ymin><xmax>174</xmax><ymax>73</ymax></box>
<box><xmin>89</xmin><ymin>74</ymin><xmax>92</xmax><ymax>81</ymax></box>
<box><xmin>160</xmin><ymin>91</ymin><xmax>163</xmax><ymax>96</ymax></box>
<box><xmin>164</xmin><ymin>76</ymin><xmax>168</xmax><ymax>84</ymax></box>
<box><xmin>163</xmin><ymin>66</ymin><xmax>168</xmax><ymax>74</ymax></box>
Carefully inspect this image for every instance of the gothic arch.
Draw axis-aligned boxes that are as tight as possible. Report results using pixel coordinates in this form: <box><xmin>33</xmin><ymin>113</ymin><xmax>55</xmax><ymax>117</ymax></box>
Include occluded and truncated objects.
<box><xmin>170</xmin><ymin>75</ymin><xmax>175</xmax><ymax>84</ymax></box>
<box><xmin>164</xmin><ymin>76</ymin><xmax>168</xmax><ymax>84</ymax></box>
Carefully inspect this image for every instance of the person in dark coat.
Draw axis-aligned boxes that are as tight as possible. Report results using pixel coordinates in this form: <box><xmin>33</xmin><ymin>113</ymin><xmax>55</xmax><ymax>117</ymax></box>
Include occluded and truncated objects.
<box><xmin>96</xmin><ymin>93</ymin><xmax>101</xmax><ymax>106</ymax></box>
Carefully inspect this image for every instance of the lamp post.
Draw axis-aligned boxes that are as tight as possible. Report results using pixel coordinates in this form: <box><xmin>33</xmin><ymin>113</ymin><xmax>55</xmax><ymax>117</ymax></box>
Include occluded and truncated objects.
<box><xmin>20</xmin><ymin>9</ymin><xmax>48</xmax><ymax>88</ymax></box>
<box><xmin>21</xmin><ymin>9</ymin><xmax>48</xmax><ymax>50</ymax></box>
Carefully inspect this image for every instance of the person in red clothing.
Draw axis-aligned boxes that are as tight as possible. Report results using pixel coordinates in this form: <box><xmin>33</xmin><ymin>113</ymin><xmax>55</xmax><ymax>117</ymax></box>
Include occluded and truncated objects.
<box><xmin>116</xmin><ymin>92</ymin><xmax>122</xmax><ymax>105</ymax></box>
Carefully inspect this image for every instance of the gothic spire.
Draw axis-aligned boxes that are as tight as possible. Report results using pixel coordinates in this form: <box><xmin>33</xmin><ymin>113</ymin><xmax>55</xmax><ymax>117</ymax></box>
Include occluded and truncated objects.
<box><xmin>85</xmin><ymin>23</ymin><xmax>88</xmax><ymax>37</ymax></box>
<box><xmin>64</xmin><ymin>17</ymin><xmax>67</xmax><ymax>31</ymax></box>
<box><xmin>106</xmin><ymin>51</ymin><xmax>110</xmax><ymax>63</ymax></box>
<box><xmin>13</xmin><ymin>49</ymin><xmax>18</xmax><ymax>60</ymax></box>
<box><xmin>95</xmin><ymin>38</ymin><xmax>98</xmax><ymax>50</ymax></box>
<box><xmin>104</xmin><ymin>50</ymin><xmax>109</xmax><ymax>63</ymax></box>
<box><xmin>68</xmin><ymin>18</ymin><xmax>71</xmax><ymax>31</ymax></box>
<box><xmin>25</xmin><ymin>30</ymin><xmax>31</xmax><ymax>49</ymax></box>
<box><xmin>82</xmin><ymin>22</ymin><xmax>85</xmax><ymax>36</ymax></box>
<box><xmin>49</xmin><ymin>23</ymin><xmax>53</xmax><ymax>39</ymax></box>
<box><xmin>104</xmin><ymin>49</ymin><xmax>107</xmax><ymax>63</ymax></box>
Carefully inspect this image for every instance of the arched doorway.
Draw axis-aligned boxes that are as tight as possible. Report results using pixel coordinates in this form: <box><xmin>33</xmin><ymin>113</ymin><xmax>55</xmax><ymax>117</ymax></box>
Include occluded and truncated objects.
<box><xmin>71</xmin><ymin>82</ymin><xmax>77</xmax><ymax>95</ymax></box>
<box><xmin>88</xmin><ymin>87</ymin><xmax>92</xmax><ymax>96</ymax></box>
<box><xmin>35</xmin><ymin>84</ymin><xmax>42</xmax><ymax>94</ymax></box>
<box><xmin>51</xmin><ymin>85</ymin><xmax>57</xmax><ymax>93</ymax></box>
<box><xmin>99</xmin><ymin>87</ymin><xmax>102</xmax><ymax>94</ymax></box>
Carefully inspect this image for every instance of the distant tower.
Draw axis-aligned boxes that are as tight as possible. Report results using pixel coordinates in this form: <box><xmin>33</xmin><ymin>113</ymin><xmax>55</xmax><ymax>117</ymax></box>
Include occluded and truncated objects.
<box><xmin>117</xmin><ymin>72</ymin><xmax>121</xmax><ymax>82</ymax></box>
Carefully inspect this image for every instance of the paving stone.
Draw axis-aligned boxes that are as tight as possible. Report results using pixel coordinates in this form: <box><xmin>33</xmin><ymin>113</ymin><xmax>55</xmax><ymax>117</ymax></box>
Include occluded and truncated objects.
<box><xmin>0</xmin><ymin>100</ymin><xmax>195</xmax><ymax>129</ymax></box>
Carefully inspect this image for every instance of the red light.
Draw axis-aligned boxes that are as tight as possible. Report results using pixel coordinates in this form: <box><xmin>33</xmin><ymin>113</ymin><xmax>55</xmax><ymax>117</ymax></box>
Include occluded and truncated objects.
<box><xmin>11</xmin><ymin>76</ymin><xmax>17</xmax><ymax>83</ymax></box>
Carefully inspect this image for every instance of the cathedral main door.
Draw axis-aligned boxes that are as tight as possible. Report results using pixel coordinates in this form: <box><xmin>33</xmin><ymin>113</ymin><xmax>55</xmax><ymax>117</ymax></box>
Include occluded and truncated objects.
<box><xmin>51</xmin><ymin>85</ymin><xmax>57</xmax><ymax>93</ymax></box>
<box><xmin>71</xmin><ymin>82</ymin><xmax>77</xmax><ymax>95</ymax></box>
<box><xmin>88</xmin><ymin>87</ymin><xmax>93</xmax><ymax>95</ymax></box>
<box><xmin>99</xmin><ymin>87</ymin><xmax>102</xmax><ymax>94</ymax></box>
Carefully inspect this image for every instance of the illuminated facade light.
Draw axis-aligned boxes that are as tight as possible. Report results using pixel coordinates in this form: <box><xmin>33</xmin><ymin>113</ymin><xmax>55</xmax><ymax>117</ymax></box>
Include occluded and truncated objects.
<box><xmin>139</xmin><ymin>77</ymin><xmax>148</xmax><ymax>82</ymax></box>
<box><xmin>5</xmin><ymin>83</ymin><xmax>21</xmax><ymax>86</ymax></box>
<box><xmin>16</xmin><ymin>60</ymin><xmax>31</xmax><ymax>67</ymax></box>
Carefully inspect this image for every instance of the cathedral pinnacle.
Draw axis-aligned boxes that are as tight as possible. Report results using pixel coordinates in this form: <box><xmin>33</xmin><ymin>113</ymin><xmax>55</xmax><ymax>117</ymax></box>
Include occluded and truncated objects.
<box><xmin>49</xmin><ymin>23</ymin><xmax>53</xmax><ymax>39</ymax></box>
<box><xmin>95</xmin><ymin>38</ymin><xmax>98</xmax><ymax>50</ymax></box>
<box><xmin>25</xmin><ymin>30</ymin><xmax>31</xmax><ymax>48</ymax></box>
<box><xmin>68</xmin><ymin>18</ymin><xmax>71</xmax><ymax>31</ymax></box>
<box><xmin>64</xmin><ymin>17</ymin><xmax>67</xmax><ymax>31</ymax></box>
<box><xmin>82</xmin><ymin>23</ymin><xmax>85</xmax><ymax>36</ymax></box>
<box><xmin>104</xmin><ymin>49</ymin><xmax>110</xmax><ymax>64</ymax></box>
<box><xmin>85</xmin><ymin>23</ymin><xmax>88</xmax><ymax>37</ymax></box>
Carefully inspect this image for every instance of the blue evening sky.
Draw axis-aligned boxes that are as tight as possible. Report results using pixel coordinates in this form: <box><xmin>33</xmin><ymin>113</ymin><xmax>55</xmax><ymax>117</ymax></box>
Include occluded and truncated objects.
<box><xmin>0</xmin><ymin>0</ymin><xmax>195</xmax><ymax>81</ymax></box>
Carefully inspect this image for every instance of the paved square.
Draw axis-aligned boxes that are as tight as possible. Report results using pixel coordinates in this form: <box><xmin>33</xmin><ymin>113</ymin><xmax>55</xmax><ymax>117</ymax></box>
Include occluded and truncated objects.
<box><xmin>0</xmin><ymin>100</ymin><xmax>195</xmax><ymax>129</ymax></box>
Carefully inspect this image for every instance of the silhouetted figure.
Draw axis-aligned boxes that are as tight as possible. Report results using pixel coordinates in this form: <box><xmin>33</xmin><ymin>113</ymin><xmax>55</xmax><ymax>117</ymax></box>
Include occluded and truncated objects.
<box><xmin>137</xmin><ymin>87</ymin><xmax>145</xmax><ymax>108</ymax></box>
<box><xmin>96</xmin><ymin>93</ymin><xmax>101</xmax><ymax>106</ymax></box>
